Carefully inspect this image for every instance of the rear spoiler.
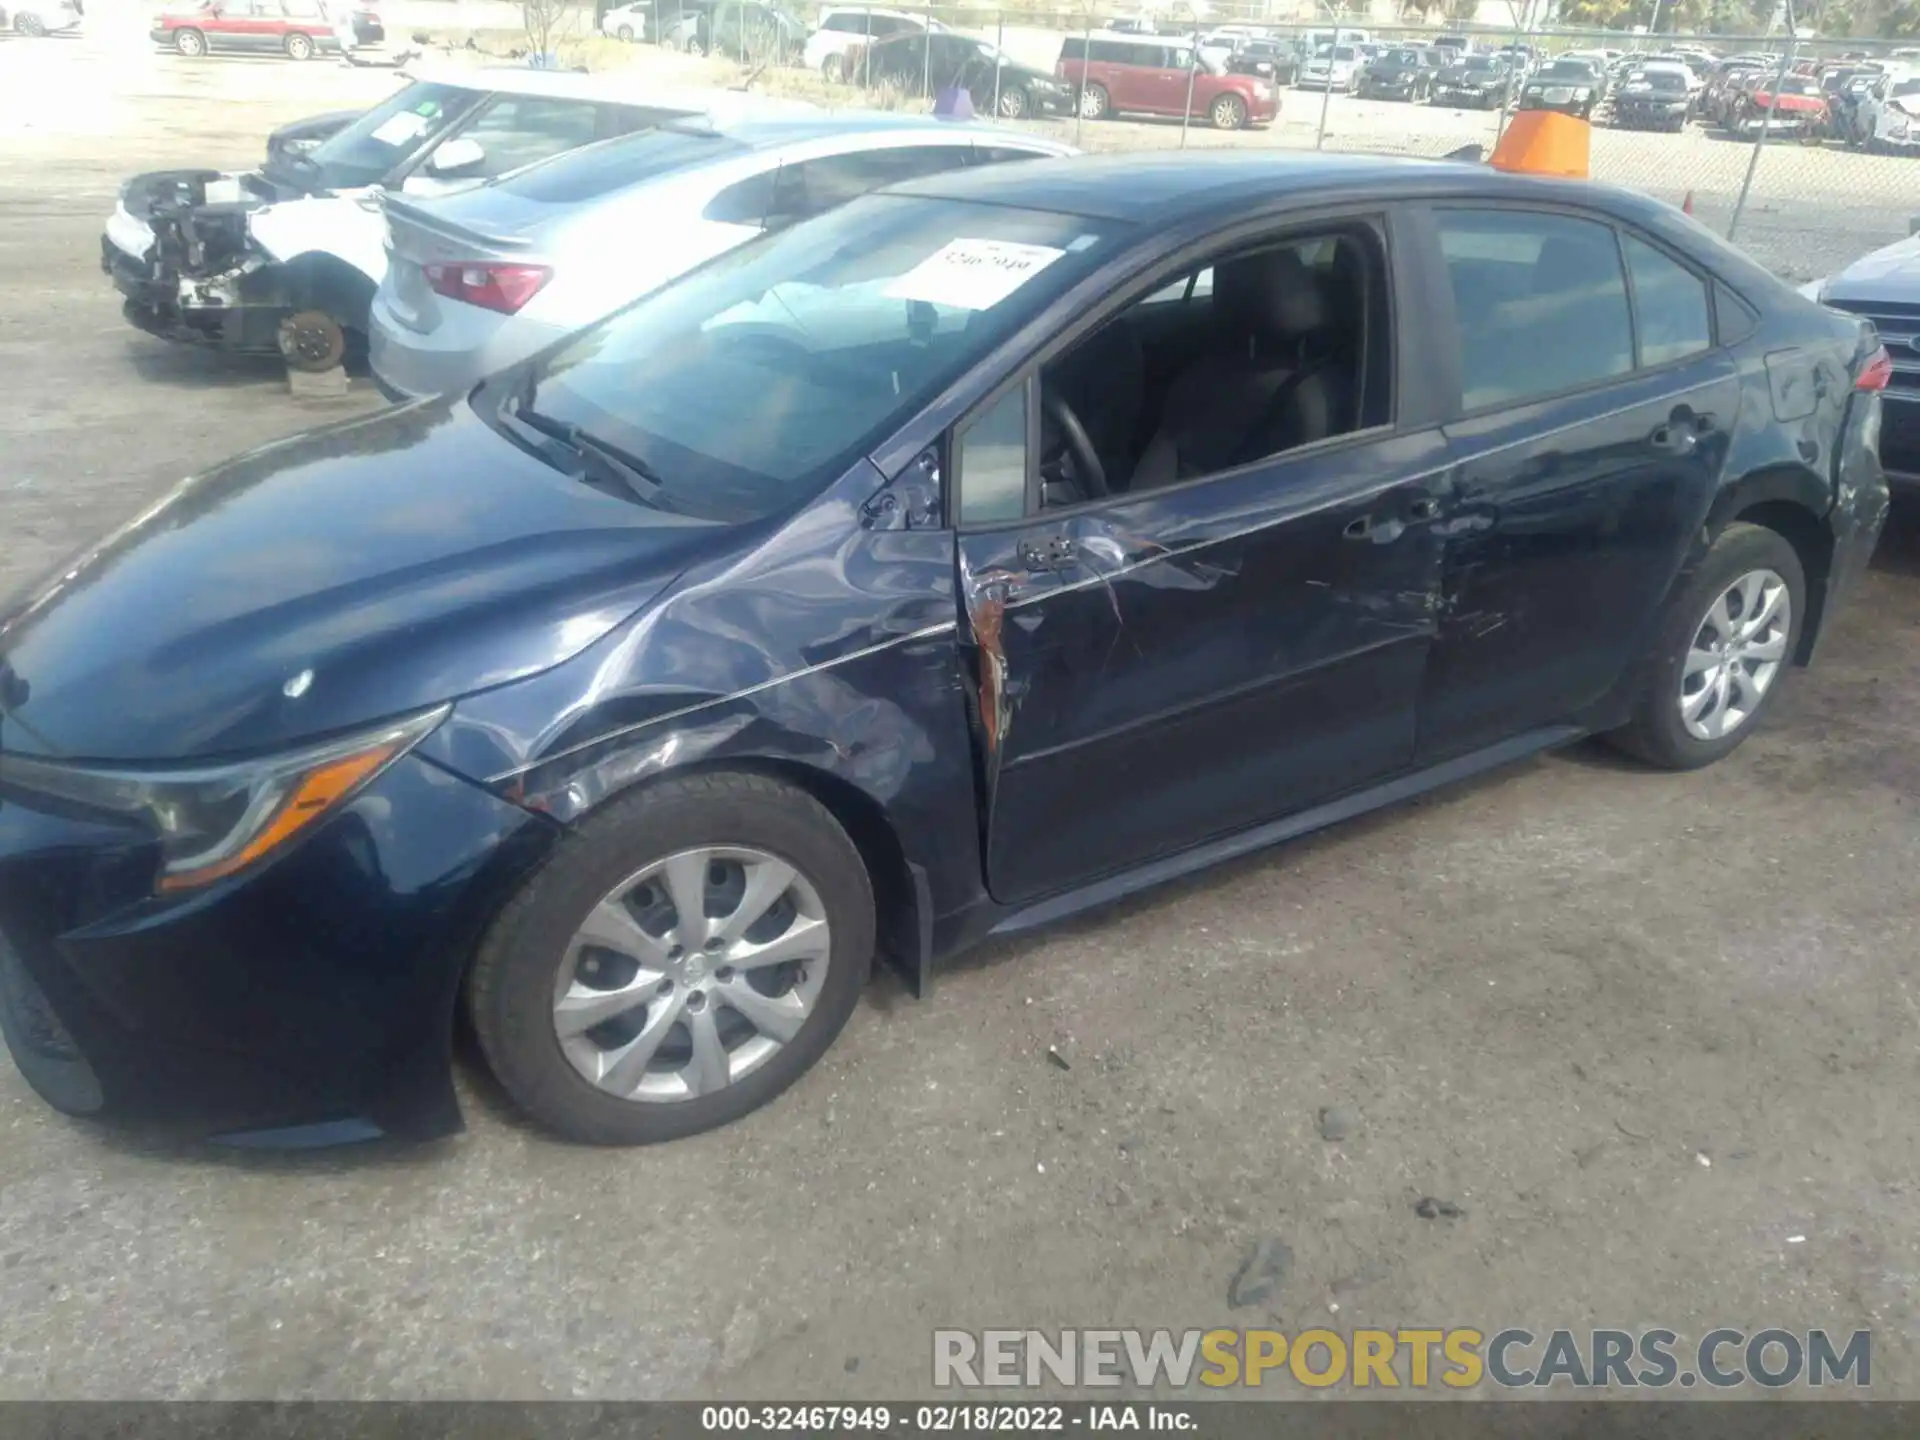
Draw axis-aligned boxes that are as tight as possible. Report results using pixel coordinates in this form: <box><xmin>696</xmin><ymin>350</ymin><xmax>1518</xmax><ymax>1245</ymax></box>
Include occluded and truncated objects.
<box><xmin>377</xmin><ymin>191</ymin><xmax>536</xmax><ymax>253</ymax></box>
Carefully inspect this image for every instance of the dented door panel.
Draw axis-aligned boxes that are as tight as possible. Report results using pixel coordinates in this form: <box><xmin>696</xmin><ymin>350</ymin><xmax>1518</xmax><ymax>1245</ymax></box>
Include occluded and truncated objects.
<box><xmin>958</xmin><ymin>427</ymin><xmax>1452</xmax><ymax>908</ymax></box>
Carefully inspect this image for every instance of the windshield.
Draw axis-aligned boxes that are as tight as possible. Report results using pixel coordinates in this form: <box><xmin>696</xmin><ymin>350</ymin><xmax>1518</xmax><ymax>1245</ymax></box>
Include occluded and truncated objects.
<box><xmin>1538</xmin><ymin>61</ymin><xmax>1590</xmax><ymax>79</ymax></box>
<box><xmin>1634</xmin><ymin>69</ymin><xmax>1686</xmax><ymax>91</ymax></box>
<box><xmin>1317</xmin><ymin>44</ymin><xmax>1354</xmax><ymax>60</ymax></box>
<box><xmin>1382</xmin><ymin>48</ymin><xmax>1421</xmax><ymax>65</ymax></box>
<box><xmin>1461</xmin><ymin>55</ymin><xmax>1498</xmax><ymax>72</ymax></box>
<box><xmin>496</xmin><ymin>196</ymin><xmax>1118</xmax><ymax>523</ymax></box>
<box><xmin>296</xmin><ymin>81</ymin><xmax>485</xmax><ymax>189</ymax></box>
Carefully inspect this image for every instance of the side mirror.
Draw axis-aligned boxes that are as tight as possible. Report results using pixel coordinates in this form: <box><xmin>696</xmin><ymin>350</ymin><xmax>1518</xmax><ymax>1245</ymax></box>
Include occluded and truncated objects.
<box><xmin>425</xmin><ymin>136</ymin><xmax>485</xmax><ymax>176</ymax></box>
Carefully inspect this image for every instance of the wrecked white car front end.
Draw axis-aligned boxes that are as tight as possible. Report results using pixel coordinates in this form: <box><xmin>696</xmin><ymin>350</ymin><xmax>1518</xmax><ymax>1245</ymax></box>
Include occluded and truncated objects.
<box><xmin>101</xmin><ymin>169</ymin><xmax>385</xmax><ymax>367</ymax></box>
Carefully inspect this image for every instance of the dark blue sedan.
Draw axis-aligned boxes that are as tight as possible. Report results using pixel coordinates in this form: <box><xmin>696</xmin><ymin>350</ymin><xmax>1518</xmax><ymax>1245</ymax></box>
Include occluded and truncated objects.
<box><xmin>0</xmin><ymin>152</ymin><xmax>1891</xmax><ymax>1146</ymax></box>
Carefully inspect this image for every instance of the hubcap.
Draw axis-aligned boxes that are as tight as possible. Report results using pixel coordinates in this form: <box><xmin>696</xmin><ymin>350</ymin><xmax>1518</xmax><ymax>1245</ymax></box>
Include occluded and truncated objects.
<box><xmin>1678</xmin><ymin>568</ymin><xmax>1791</xmax><ymax>741</ymax></box>
<box><xmin>552</xmin><ymin>846</ymin><xmax>831</xmax><ymax>1104</ymax></box>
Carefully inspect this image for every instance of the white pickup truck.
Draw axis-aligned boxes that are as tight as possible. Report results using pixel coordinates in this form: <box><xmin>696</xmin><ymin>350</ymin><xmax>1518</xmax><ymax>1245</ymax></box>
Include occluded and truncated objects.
<box><xmin>101</xmin><ymin>66</ymin><xmax>811</xmax><ymax>373</ymax></box>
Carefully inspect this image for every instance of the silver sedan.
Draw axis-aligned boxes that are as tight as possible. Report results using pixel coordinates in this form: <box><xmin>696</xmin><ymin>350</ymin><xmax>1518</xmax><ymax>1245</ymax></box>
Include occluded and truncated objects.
<box><xmin>368</xmin><ymin>113</ymin><xmax>1074</xmax><ymax>402</ymax></box>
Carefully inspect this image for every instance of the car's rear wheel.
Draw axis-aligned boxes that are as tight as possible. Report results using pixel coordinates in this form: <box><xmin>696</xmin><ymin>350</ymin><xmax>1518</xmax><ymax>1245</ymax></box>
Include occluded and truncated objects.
<box><xmin>1606</xmin><ymin>522</ymin><xmax>1805</xmax><ymax>771</ymax></box>
<box><xmin>15</xmin><ymin>10</ymin><xmax>47</xmax><ymax>35</ymax></box>
<box><xmin>173</xmin><ymin>25</ymin><xmax>205</xmax><ymax>54</ymax></box>
<box><xmin>997</xmin><ymin>85</ymin><xmax>1028</xmax><ymax>119</ymax></box>
<box><xmin>283</xmin><ymin>30</ymin><xmax>313</xmax><ymax>59</ymax></box>
<box><xmin>683</xmin><ymin>36</ymin><xmax>703</xmax><ymax>55</ymax></box>
<box><xmin>469</xmin><ymin>772</ymin><xmax>876</xmax><ymax>1145</ymax></box>
<box><xmin>616</xmin><ymin>23</ymin><xmax>634</xmax><ymax>40</ymax></box>
<box><xmin>1079</xmin><ymin>81</ymin><xmax>1110</xmax><ymax>119</ymax></box>
<box><xmin>1211</xmin><ymin>92</ymin><xmax>1248</xmax><ymax>129</ymax></box>
<box><xmin>820</xmin><ymin>52</ymin><xmax>844</xmax><ymax>81</ymax></box>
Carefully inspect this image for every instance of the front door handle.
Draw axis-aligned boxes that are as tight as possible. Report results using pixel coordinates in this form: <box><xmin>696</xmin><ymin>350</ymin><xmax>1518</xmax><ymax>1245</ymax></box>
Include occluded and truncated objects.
<box><xmin>1018</xmin><ymin>535</ymin><xmax>1076</xmax><ymax>572</ymax></box>
<box><xmin>1648</xmin><ymin>423</ymin><xmax>1699</xmax><ymax>455</ymax></box>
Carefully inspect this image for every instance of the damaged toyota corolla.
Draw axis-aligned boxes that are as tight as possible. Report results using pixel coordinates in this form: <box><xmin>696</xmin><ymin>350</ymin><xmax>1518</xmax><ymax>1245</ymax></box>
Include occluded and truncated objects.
<box><xmin>101</xmin><ymin>68</ymin><xmax>808</xmax><ymax>372</ymax></box>
<box><xmin>8</xmin><ymin>153</ymin><xmax>1888</xmax><ymax>1148</ymax></box>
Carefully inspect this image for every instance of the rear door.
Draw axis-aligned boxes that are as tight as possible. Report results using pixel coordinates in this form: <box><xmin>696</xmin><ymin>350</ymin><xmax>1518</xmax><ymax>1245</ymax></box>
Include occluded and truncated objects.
<box><xmin>1409</xmin><ymin>204</ymin><xmax>1743</xmax><ymax>762</ymax></box>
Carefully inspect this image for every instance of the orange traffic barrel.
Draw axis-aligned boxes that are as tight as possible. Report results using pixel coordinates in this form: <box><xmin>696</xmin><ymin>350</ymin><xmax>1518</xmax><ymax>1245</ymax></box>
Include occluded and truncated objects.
<box><xmin>1489</xmin><ymin>109</ymin><xmax>1590</xmax><ymax>179</ymax></box>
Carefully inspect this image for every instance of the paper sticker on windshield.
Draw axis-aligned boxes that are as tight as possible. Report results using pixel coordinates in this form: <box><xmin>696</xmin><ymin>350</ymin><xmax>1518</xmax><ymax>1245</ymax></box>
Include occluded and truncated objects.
<box><xmin>372</xmin><ymin>111</ymin><xmax>431</xmax><ymax>146</ymax></box>
<box><xmin>883</xmin><ymin>239</ymin><xmax>1065</xmax><ymax>311</ymax></box>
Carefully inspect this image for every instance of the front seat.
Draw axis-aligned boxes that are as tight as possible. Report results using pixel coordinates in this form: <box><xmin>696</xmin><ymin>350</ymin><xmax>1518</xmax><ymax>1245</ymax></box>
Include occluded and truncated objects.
<box><xmin>1130</xmin><ymin>249</ymin><xmax>1350</xmax><ymax>491</ymax></box>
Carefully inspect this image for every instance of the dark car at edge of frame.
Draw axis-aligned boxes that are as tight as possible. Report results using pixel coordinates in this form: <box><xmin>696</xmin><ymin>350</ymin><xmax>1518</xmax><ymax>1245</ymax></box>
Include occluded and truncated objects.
<box><xmin>0</xmin><ymin>152</ymin><xmax>1891</xmax><ymax>1148</ymax></box>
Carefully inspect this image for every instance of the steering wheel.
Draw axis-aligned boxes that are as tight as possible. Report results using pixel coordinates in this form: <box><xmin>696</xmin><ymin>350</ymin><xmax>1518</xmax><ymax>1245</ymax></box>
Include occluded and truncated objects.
<box><xmin>1042</xmin><ymin>388</ymin><xmax>1109</xmax><ymax>501</ymax></box>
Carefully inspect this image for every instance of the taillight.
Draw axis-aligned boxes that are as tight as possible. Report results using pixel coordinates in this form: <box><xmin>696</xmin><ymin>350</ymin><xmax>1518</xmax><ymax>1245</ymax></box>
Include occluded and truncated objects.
<box><xmin>423</xmin><ymin>262</ymin><xmax>551</xmax><ymax>315</ymax></box>
<box><xmin>1856</xmin><ymin>345</ymin><xmax>1893</xmax><ymax>392</ymax></box>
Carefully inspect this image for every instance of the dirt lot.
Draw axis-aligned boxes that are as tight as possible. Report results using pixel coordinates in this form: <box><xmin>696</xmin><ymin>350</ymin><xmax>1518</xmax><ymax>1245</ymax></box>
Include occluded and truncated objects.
<box><xmin>4</xmin><ymin>10</ymin><xmax>1920</xmax><ymax>1403</ymax></box>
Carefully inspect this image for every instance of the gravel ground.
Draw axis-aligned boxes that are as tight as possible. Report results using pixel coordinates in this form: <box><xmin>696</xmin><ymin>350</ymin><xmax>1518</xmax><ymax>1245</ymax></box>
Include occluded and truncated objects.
<box><xmin>3</xmin><ymin>9</ymin><xmax>1920</xmax><ymax>1403</ymax></box>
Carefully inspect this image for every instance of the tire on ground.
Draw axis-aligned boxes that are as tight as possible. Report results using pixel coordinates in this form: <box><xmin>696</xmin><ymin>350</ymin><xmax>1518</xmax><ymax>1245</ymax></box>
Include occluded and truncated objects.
<box><xmin>1605</xmin><ymin>520</ymin><xmax>1807</xmax><ymax>771</ymax></box>
<box><xmin>468</xmin><ymin>771</ymin><xmax>877</xmax><ymax>1145</ymax></box>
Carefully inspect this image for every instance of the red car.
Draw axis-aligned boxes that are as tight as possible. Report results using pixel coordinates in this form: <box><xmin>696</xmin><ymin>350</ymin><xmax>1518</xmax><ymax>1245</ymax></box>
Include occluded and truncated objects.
<box><xmin>150</xmin><ymin>0</ymin><xmax>373</xmax><ymax>58</ymax></box>
<box><xmin>1057</xmin><ymin>31</ymin><xmax>1279</xmax><ymax>130</ymax></box>
<box><xmin>1729</xmin><ymin>72</ymin><xmax>1828</xmax><ymax>137</ymax></box>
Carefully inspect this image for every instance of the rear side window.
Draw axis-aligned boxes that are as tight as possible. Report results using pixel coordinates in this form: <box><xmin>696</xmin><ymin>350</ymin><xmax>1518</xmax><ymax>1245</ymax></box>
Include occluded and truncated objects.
<box><xmin>496</xmin><ymin>129</ymin><xmax>747</xmax><ymax>204</ymax></box>
<box><xmin>764</xmin><ymin>145</ymin><xmax>974</xmax><ymax>228</ymax></box>
<box><xmin>1622</xmin><ymin>234</ymin><xmax>1711</xmax><ymax>366</ymax></box>
<box><xmin>1436</xmin><ymin>209</ymin><xmax>1633</xmax><ymax>410</ymax></box>
<box><xmin>703</xmin><ymin>168</ymin><xmax>775</xmax><ymax>226</ymax></box>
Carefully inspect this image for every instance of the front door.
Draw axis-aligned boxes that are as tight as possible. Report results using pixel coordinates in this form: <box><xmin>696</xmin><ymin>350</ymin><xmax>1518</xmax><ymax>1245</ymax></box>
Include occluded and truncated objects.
<box><xmin>957</xmin><ymin>419</ymin><xmax>1448</xmax><ymax>908</ymax></box>
<box><xmin>1412</xmin><ymin>205</ymin><xmax>1743</xmax><ymax>762</ymax></box>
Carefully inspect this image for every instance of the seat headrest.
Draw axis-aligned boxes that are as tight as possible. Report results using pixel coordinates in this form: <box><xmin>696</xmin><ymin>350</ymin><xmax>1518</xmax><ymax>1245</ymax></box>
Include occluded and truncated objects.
<box><xmin>1214</xmin><ymin>249</ymin><xmax>1331</xmax><ymax>344</ymax></box>
<box><xmin>1531</xmin><ymin>235</ymin><xmax>1615</xmax><ymax>296</ymax></box>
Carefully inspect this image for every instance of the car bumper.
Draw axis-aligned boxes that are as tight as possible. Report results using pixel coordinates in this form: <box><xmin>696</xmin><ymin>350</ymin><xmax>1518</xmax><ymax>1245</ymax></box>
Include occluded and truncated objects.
<box><xmin>1358</xmin><ymin>79</ymin><xmax>1417</xmax><ymax>98</ymax></box>
<box><xmin>1874</xmin><ymin>389</ymin><xmax>1920</xmax><ymax>490</ymax></box>
<box><xmin>1520</xmin><ymin>98</ymin><xmax>1594</xmax><ymax>115</ymax></box>
<box><xmin>366</xmin><ymin>293</ymin><xmax>565</xmax><ymax>402</ymax></box>
<box><xmin>1434</xmin><ymin>87</ymin><xmax>1497</xmax><ymax>106</ymax></box>
<box><xmin>0</xmin><ymin>753</ymin><xmax>556</xmax><ymax>1144</ymax></box>
<box><xmin>103</xmin><ymin>233</ymin><xmax>287</xmax><ymax>354</ymax></box>
<box><xmin>1613</xmin><ymin>103</ymin><xmax>1688</xmax><ymax>126</ymax></box>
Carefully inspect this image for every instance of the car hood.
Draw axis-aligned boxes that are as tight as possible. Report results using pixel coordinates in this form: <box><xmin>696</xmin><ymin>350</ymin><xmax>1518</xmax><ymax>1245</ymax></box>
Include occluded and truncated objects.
<box><xmin>1821</xmin><ymin>232</ymin><xmax>1920</xmax><ymax>306</ymax></box>
<box><xmin>0</xmin><ymin>399</ymin><xmax>729</xmax><ymax>764</ymax></box>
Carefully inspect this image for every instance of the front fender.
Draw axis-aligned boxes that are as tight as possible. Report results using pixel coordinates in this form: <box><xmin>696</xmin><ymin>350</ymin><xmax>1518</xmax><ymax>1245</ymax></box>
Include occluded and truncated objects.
<box><xmin>247</xmin><ymin>195</ymin><xmax>386</xmax><ymax>285</ymax></box>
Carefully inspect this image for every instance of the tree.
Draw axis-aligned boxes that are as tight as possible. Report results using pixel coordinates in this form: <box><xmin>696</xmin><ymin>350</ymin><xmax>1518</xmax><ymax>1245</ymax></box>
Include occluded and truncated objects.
<box><xmin>1441</xmin><ymin>0</ymin><xmax>1478</xmax><ymax>20</ymax></box>
<box><xmin>522</xmin><ymin>0</ymin><xmax>573</xmax><ymax>59</ymax></box>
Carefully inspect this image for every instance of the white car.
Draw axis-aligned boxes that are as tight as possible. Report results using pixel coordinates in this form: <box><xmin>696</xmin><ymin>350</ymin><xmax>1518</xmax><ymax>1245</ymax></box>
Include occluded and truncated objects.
<box><xmin>102</xmin><ymin>68</ymin><xmax>813</xmax><ymax>373</ymax></box>
<box><xmin>803</xmin><ymin>6</ymin><xmax>942</xmax><ymax>82</ymax></box>
<box><xmin>2</xmin><ymin>0</ymin><xmax>82</xmax><ymax>34</ymax></box>
<box><xmin>1298</xmin><ymin>44</ymin><xmax>1361</xmax><ymax>92</ymax></box>
<box><xmin>600</xmin><ymin>1</ymin><xmax>649</xmax><ymax>41</ymax></box>
<box><xmin>369</xmin><ymin>114</ymin><xmax>1073</xmax><ymax>400</ymax></box>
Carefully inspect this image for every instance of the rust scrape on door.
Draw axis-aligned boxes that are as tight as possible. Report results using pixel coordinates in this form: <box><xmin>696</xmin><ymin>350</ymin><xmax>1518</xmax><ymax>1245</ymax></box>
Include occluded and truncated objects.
<box><xmin>970</xmin><ymin>580</ymin><xmax>1013</xmax><ymax>756</ymax></box>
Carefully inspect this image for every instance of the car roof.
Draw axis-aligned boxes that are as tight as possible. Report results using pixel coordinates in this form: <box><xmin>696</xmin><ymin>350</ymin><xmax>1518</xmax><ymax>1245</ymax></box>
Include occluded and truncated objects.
<box><xmin>684</xmin><ymin>111</ymin><xmax>1070</xmax><ymax>152</ymax></box>
<box><xmin>888</xmin><ymin>149</ymin><xmax>1652</xmax><ymax>226</ymax></box>
<box><xmin>400</xmin><ymin>63</ymin><xmax>819</xmax><ymax>116</ymax></box>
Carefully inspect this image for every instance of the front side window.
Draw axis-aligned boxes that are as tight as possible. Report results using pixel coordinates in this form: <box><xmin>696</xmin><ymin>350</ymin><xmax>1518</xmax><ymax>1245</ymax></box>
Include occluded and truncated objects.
<box><xmin>957</xmin><ymin>384</ymin><xmax>1029</xmax><ymax>524</ymax></box>
<box><xmin>456</xmin><ymin>96</ymin><xmax>607</xmax><ymax>178</ymax></box>
<box><xmin>297</xmin><ymin>81</ymin><xmax>487</xmax><ymax>188</ymax></box>
<box><xmin>1436</xmin><ymin>209</ymin><xmax>1633</xmax><ymax>410</ymax></box>
<box><xmin>1623</xmin><ymin>234</ymin><xmax>1711</xmax><ymax>366</ymax></box>
<box><xmin>502</xmin><ymin>197</ymin><xmax>1116</xmax><ymax>523</ymax></box>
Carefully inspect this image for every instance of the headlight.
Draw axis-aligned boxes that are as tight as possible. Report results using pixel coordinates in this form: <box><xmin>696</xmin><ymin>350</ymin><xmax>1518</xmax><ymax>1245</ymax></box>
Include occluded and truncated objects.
<box><xmin>1575</xmin><ymin>87</ymin><xmax>1591</xmax><ymax>99</ymax></box>
<box><xmin>0</xmin><ymin>706</ymin><xmax>447</xmax><ymax>892</ymax></box>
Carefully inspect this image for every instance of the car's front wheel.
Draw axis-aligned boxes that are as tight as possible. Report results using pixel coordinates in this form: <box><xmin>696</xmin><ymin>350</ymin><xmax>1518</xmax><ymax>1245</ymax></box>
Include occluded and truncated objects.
<box><xmin>1079</xmin><ymin>81</ymin><xmax>1109</xmax><ymax>119</ymax></box>
<box><xmin>616</xmin><ymin>23</ymin><xmax>634</xmax><ymax>40</ymax></box>
<box><xmin>997</xmin><ymin>85</ymin><xmax>1029</xmax><ymax>119</ymax></box>
<box><xmin>173</xmin><ymin>25</ymin><xmax>205</xmax><ymax>54</ymax></box>
<box><xmin>820</xmin><ymin>52</ymin><xmax>844</xmax><ymax>81</ymax></box>
<box><xmin>284</xmin><ymin>30</ymin><xmax>313</xmax><ymax>59</ymax></box>
<box><xmin>15</xmin><ymin>9</ymin><xmax>47</xmax><ymax>35</ymax></box>
<box><xmin>469</xmin><ymin>772</ymin><xmax>876</xmax><ymax>1145</ymax></box>
<box><xmin>1211</xmin><ymin>92</ymin><xmax>1248</xmax><ymax>129</ymax></box>
<box><xmin>1607</xmin><ymin>521</ymin><xmax>1805</xmax><ymax>770</ymax></box>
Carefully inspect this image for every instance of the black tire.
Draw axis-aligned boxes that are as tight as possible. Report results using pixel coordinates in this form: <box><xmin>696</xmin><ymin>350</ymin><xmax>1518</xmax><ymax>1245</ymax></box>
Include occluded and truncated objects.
<box><xmin>1079</xmin><ymin>81</ymin><xmax>1109</xmax><ymax>119</ymax></box>
<box><xmin>468</xmin><ymin>772</ymin><xmax>876</xmax><ymax>1145</ymax></box>
<box><xmin>173</xmin><ymin>25</ymin><xmax>205</xmax><ymax>54</ymax></box>
<box><xmin>819</xmin><ymin>52</ymin><xmax>843</xmax><ymax>82</ymax></box>
<box><xmin>616</xmin><ymin>23</ymin><xmax>634</xmax><ymax>40</ymax></box>
<box><xmin>284</xmin><ymin>30</ymin><xmax>313</xmax><ymax>59</ymax></box>
<box><xmin>16</xmin><ymin>10</ymin><xmax>47</xmax><ymax>35</ymax></box>
<box><xmin>1211</xmin><ymin>92</ymin><xmax>1248</xmax><ymax>129</ymax></box>
<box><xmin>1605</xmin><ymin>522</ymin><xmax>1806</xmax><ymax>771</ymax></box>
<box><xmin>996</xmin><ymin>85</ymin><xmax>1028</xmax><ymax>119</ymax></box>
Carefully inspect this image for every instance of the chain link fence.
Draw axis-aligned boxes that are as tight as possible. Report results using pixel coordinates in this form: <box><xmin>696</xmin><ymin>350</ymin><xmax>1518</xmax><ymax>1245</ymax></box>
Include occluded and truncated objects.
<box><xmin>650</xmin><ymin>4</ymin><xmax>1920</xmax><ymax>282</ymax></box>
